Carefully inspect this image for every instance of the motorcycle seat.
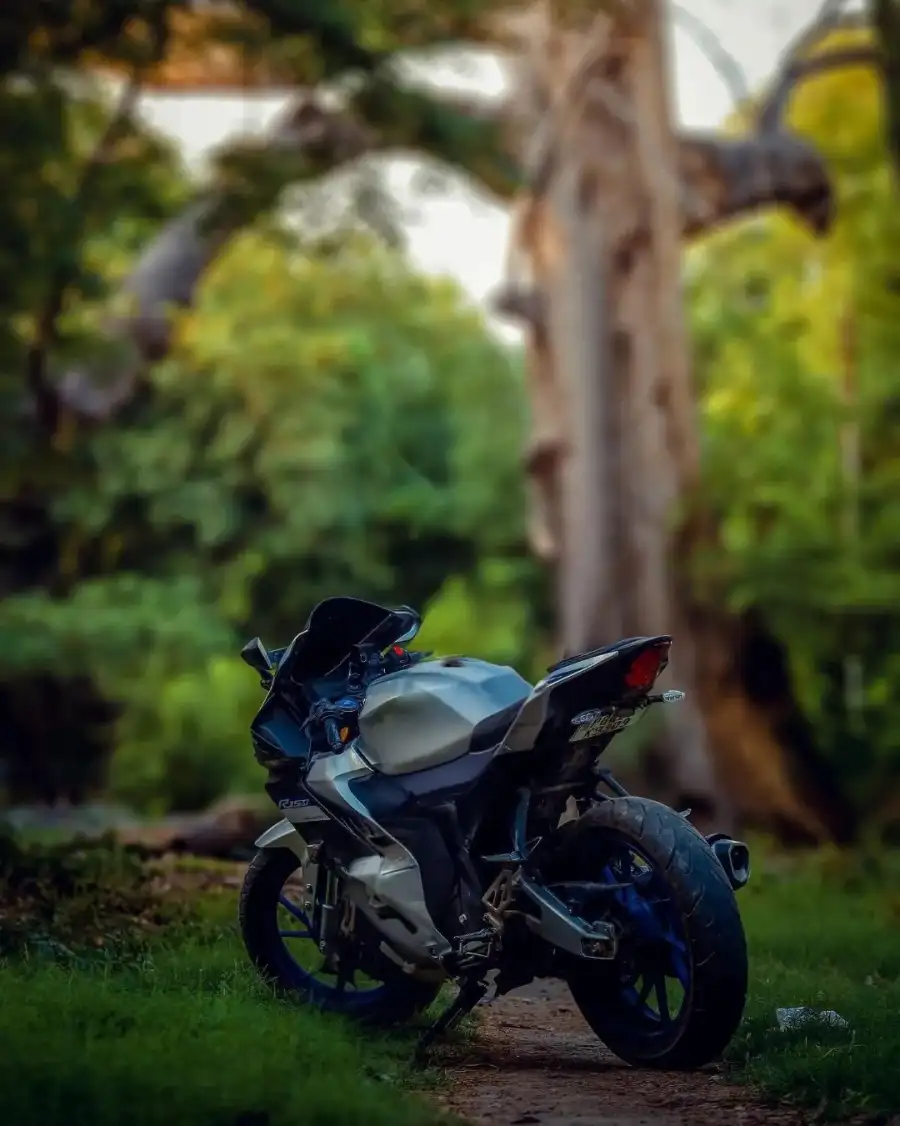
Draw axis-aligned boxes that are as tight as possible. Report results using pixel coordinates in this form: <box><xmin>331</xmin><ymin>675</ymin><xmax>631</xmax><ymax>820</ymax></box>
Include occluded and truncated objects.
<box><xmin>547</xmin><ymin>635</ymin><xmax>670</xmax><ymax>674</ymax></box>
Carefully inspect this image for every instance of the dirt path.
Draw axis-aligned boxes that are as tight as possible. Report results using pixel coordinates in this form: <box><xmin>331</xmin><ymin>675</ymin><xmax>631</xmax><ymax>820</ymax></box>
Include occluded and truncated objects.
<box><xmin>435</xmin><ymin>982</ymin><xmax>805</xmax><ymax>1126</ymax></box>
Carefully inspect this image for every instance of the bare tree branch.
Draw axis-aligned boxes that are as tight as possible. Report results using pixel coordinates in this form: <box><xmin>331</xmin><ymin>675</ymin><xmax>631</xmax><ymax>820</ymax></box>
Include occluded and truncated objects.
<box><xmin>54</xmin><ymin>96</ymin><xmax>372</xmax><ymax>422</ymax></box>
<box><xmin>42</xmin><ymin>0</ymin><xmax>883</xmax><ymax>424</ymax></box>
<box><xmin>759</xmin><ymin>43</ymin><xmax>881</xmax><ymax>132</ymax></box>
<box><xmin>873</xmin><ymin>0</ymin><xmax>900</xmax><ymax>174</ymax></box>
<box><xmin>679</xmin><ymin>131</ymin><xmax>833</xmax><ymax>235</ymax></box>
<box><xmin>670</xmin><ymin>4</ymin><xmax>750</xmax><ymax>108</ymax></box>
<box><xmin>778</xmin><ymin>0</ymin><xmax>854</xmax><ymax>62</ymax></box>
<box><xmin>757</xmin><ymin>5</ymin><xmax>878</xmax><ymax>132</ymax></box>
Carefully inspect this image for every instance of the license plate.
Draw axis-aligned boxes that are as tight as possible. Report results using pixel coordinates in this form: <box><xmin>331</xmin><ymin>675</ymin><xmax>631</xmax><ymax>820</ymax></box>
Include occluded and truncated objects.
<box><xmin>569</xmin><ymin>707</ymin><xmax>643</xmax><ymax>742</ymax></box>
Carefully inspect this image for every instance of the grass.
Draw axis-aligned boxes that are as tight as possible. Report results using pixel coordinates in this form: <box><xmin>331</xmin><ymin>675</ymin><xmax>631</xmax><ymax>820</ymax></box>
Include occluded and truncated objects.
<box><xmin>725</xmin><ymin>842</ymin><xmax>900</xmax><ymax>1120</ymax></box>
<box><xmin>0</xmin><ymin>836</ymin><xmax>448</xmax><ymax>1126</ymax></box>
<box><xmin>2</xmin><ymin>832</ymin><xmax>899</xmax><ymax>1124</ymax></box>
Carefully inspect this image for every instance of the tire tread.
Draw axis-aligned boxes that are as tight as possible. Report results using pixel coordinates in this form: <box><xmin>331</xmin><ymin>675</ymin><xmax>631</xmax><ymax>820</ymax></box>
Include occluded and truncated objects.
<box><xmin>546</xmin><ymin>797</ymin><xmax>748</xmax><ymax>1070</ymax></box>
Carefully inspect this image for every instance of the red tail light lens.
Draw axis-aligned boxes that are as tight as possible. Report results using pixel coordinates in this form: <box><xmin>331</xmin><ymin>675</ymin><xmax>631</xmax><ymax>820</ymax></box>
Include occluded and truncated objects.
<box><xmin>624</xmin><ymin>643</ymin><xmax>670</xmax><ymax>691</ymax></box>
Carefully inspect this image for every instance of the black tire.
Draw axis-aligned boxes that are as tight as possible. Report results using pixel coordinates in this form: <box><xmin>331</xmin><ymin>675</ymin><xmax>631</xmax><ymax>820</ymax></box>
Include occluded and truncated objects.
<box><xmin>239</xmin><ymin>846</ymin><xmax>441</xmax><ymax>1027</ymax></box>
<box><xmin>544</xmin><ymin>797</ymin><xmax>748</xmax><ymax>1070</ymax></box>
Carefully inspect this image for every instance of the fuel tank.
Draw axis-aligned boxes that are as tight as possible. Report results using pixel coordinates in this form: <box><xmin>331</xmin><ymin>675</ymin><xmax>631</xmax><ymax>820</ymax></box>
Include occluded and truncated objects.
<box><xmin>357</xmin><ymin>657</ymin><xmax>532</xmax><ymax>776</ymax></box>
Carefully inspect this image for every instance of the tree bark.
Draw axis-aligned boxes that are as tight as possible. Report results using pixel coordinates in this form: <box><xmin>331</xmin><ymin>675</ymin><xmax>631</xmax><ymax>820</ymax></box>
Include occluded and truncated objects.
<box><xmin>500</xmin><ymin>1</ymin><xmax>858</xmax><ymax>841</ymax></box>
<box><xmin>623</xmin><ymin>0</ymin><xmax>727</xmax><ymax>823</ymax></box>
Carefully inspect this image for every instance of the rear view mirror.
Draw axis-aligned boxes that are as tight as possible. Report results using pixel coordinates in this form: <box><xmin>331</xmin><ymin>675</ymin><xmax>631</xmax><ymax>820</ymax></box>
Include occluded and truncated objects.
<box><xmin>393</xmin><ymin>605</ymin><xmax>421</xmax><ymax>644</ymax></box>
<box><xmin>241</xmin><ymin>637</ymin><xmax>272</xmax><ymax>675</ymax></box>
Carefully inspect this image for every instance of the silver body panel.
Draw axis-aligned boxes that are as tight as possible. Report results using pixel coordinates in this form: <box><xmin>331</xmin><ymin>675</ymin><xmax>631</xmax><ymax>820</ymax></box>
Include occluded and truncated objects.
<box><xmin>255</xmin><ymin>817</ymin><xmax>313</xmax><ymax>859</ymax></box>
<box><xmin>257</xmin><ymin>816</ymin><xmax>450</xmax><ymax>969</ymax></box>
<box><xmin>303</xmin><ymin>744</ymin><xmax>452</xmax><ymax>964</ymax></box>
<box><xmin>357</xmin><ymin>657</ymin><xmax>531</xmax><ymax>776</ymax></box>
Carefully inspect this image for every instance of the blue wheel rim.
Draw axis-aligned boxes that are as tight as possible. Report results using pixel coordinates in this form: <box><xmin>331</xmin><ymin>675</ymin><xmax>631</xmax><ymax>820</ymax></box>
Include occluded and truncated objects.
<box><xmin>596</xmin><ymin>842</ymin><xmax>692</xmax><ymax>1031</ymax></box>
<box><xmin>276</xmin><ymin>876</ymin><xmax>390</xmax><ymax>1011</ymax></box>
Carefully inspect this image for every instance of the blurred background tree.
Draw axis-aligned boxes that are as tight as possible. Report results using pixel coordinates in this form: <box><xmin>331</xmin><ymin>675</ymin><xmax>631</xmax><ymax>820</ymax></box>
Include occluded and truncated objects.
<box><xmin>0</xmin><ymin>1</ymin><xmax>898</xmax><ymax>845</ymax></box>
<box><xmin>690</xmin><ymin>17</ymin><xmax>900</xmax><ymax>838</ymax></box>
<box><xmin>0</xmin><ymin>0</ymin><xmax>539</xmax><ymax>812</ymax></box>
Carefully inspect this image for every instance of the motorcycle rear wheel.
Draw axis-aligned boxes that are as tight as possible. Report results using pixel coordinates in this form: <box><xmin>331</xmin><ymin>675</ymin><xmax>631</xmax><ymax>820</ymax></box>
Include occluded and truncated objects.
<box><xmin>545</xmin><ymin>796</ymin><xmax>748</xmax><ymax>1069</ymax></box>
<box><xmin>239</xmin><ymin>846</ymin><xmax>441</xmax><ymax>1026</ymax></box>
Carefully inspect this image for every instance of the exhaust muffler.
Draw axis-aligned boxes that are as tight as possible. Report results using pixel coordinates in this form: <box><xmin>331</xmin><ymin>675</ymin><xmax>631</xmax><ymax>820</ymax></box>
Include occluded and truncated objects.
<box><xmin>705</xmin><ymin>833</ymin><xmax>751</xmax><ymax>891</ymax></box>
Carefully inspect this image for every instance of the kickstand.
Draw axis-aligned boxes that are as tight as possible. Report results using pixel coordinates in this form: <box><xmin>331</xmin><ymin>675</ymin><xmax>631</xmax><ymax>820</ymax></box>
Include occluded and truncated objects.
<box><xmin>413</xmin><ymin>978</ymin><xmax>488</xmax><ymax>1064</ymax></box>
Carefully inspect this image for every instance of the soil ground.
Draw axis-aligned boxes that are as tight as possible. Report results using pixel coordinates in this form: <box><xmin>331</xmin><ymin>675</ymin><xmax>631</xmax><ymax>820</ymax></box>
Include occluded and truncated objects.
<box><xmin>435</xmin><ymin>981</ymin><xmax>807</xmax><ymax>1126</ymax></box>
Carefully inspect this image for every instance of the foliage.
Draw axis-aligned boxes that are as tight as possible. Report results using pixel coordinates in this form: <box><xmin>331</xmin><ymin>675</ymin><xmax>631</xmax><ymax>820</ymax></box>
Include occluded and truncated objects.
<box><xmin>726</xmin><ymin>842</ymin><xmax>900</xmax><ymax>1118</ymax></box>
<box><xmin>0</xmin><ymin>0</ymin><xmax>538</xmax><ymax>812</ymax></box>
<box><xmin>688</xmin><ymin>27</ymin><xmax>900</xmax><ymax>825</ymax></box>
<box><xmin>0</xmin><ymin>136</ymin><xmax>535</xmax><ymax>810</ymax></box>
<box><xmin>0</xmin><ymin>75</ymin><xmax>190</xmax><ymax>466</ymax></box>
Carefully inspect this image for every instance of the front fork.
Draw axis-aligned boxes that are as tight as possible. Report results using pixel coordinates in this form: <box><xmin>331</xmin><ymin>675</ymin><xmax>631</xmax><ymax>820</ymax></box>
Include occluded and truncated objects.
<box><xmin>291</xmin><ymin>839</ymin><xmax>344</xmax><ymax>954</ymax></box>
<box><xmin>315</xmin><ymin>867</ymin><xmax>342</xmax><ymax>953</ymax></box>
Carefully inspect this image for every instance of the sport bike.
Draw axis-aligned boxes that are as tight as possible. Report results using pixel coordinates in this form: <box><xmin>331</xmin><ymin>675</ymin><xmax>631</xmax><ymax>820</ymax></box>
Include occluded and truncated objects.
<box><xmin>238</xmin><ymin>596</ymin><xmax>750</xmax><ymax>1068</ymax></box>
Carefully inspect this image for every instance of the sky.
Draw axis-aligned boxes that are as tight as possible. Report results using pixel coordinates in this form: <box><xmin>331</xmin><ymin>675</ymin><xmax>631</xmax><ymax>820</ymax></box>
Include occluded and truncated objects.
<box><xmin>132</xmin><ymin>0</ymin><xmax>859</xmax><ymax>319</ymax></box>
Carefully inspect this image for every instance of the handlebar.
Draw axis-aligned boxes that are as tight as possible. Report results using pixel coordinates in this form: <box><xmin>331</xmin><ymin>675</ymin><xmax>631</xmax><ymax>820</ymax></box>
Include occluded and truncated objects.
<box><xmin>323</xmin><ymin>717</ymin><xmax>343</xmax><ymax>751</ymax></box>
<box><xmin>307</xmin><ymin>646</ymin><xmax>420</xmax><ymax>752</ymax></box>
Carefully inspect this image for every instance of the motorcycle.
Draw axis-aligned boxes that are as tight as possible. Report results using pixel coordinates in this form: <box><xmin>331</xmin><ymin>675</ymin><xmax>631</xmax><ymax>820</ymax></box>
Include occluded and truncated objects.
<box><xmin>238</xmin><ymin>595</ymin><xmax>750</xmax><ymax>1068</ymax></box>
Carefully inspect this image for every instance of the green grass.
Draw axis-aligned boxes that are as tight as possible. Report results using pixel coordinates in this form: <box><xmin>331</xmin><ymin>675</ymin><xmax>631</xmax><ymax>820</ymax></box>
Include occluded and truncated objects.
<box><xmin>725</xmin><ymin>843</ymin><xmax>900</xmax><ymax>1119</ymax></box>
<box><xmin>3</xmin><ymin>833</ymin><xmax>899</xmax><ymax>1123</ymax></box>
<box><xmin>0</xmin><ymin>840</ymin><xmax>448</xmax><ymax>1126</ymax></box>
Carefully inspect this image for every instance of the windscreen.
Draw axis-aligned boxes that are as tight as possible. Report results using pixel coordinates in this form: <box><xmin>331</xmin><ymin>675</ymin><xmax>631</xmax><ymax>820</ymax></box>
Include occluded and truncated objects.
<box><xmin>280</xmin><ymin>596</ymin><xmax>417</xmax><ymax>683</ymax></box>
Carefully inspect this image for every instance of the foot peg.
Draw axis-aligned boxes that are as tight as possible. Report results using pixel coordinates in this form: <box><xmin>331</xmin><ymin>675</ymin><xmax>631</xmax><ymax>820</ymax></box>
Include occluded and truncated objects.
<box><xmin>706</xmin><ymin>833</ymin><xmax>751</xmax><ymax>891</ymax></box>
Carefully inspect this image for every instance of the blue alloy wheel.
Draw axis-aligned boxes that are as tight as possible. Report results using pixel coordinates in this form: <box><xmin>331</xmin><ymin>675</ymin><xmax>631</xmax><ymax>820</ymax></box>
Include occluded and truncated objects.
<box><xmin>274</xmin><ymin>875</ymin><xmax>390</xmax><ymax>1013</ymax></box>
<box><xmin>548</xmin><ymin>798</ymin><xmax>748</xmax><ymax>1069</ymax></box>
<box><xmin>239</xmin><ymin>845</ymin><xmax>441</xmax><ymax>1025</ymax></box>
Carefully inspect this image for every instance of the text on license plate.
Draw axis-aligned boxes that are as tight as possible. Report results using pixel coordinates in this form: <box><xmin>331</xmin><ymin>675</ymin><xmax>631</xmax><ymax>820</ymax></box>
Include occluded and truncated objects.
<box><xmin>569</xmin><ymin>708</ymin><xmax>644</xmax><ymax>742</ymax></box>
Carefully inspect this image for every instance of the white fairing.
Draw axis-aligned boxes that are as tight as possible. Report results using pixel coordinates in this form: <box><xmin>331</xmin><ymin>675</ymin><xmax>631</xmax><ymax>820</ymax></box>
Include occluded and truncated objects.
<box><xmin>357</xmin><ymin>657</ymin><xmax>531</xmax><ymax>775</ymax></box>
<box><xmin>303</xmin><ymin>746</ymin><xmax>456</xmax><ymax>963</ymax></box>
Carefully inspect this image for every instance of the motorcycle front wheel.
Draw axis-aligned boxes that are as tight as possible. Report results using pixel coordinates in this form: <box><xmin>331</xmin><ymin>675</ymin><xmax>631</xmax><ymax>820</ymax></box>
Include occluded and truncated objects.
<box><xmin>239</xmin><ymin>846</ymin><xmax>441</xmax><ymax>1026</ymax></box>
<box><xmin>544</xmin><ymin>796</ymin><xmax>748</xmax><ymax>1070</ymax></box>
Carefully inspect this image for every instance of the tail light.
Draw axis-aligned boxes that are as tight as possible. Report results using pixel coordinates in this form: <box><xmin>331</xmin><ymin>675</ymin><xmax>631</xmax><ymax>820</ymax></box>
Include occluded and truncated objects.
<box><xmin>623</xmin><ymin>642</ymin><xmax>670</xmax><ymax>692</ymax></box>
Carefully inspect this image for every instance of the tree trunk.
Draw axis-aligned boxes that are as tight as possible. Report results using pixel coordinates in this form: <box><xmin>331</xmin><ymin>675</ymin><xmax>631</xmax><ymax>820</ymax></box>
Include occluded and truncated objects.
<box><xmin>504</xmin><ymin>1</ymin><xmax>855</xmax><ymax>842</ymax></box>
<box><xmin>506</xmin><ymin>7</ymin><xmax>729</xmax><ymax>826</ymax></box>
<box><xmin>622</xmin><ymin>0</ymin><xmax>728</xmax><ymax>825</ymax></box>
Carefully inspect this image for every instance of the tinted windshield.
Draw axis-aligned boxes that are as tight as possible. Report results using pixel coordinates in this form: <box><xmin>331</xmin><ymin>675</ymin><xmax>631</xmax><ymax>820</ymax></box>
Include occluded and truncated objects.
<box><xmin>279</xmin><ymin>596</ymin><xmax>418</xmax><ymax>683</ymax></box>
